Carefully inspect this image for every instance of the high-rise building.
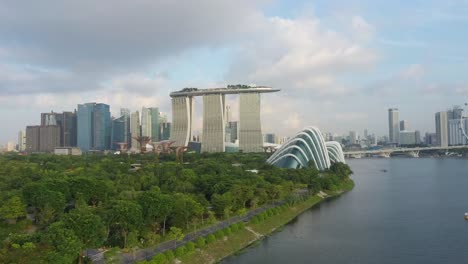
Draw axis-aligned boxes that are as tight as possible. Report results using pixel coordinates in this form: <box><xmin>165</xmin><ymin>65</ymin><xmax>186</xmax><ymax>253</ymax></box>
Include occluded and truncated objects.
<box><xmin>130</xmin><ymin>111</ymin><xmax>141</xmax><ymax>150</ymax></box>
<box><xmin>159</xmin><ymin>122</ymin><xmax>171</xmax><ymax>141</ymax></box>
<box><xmin>424</xmin><ymin>133</ymin><xmax>437</xmax><ymax>146</ymax></box>
<box><xmin>435</xmin><ymin>111</ymin><xmax>448</xmax><ymax>147</ymax></box>
<box><xmin>77</xmin><ymin>103</ymin><xmax>95</xmax><ymax>151</ymax></box>
<box><xmin>17</xmin><ymin>130</ymin><xmax>26</xmax><ymax>151</ymax></box>
<box><xmin>26</xmin><ymin>125</ymin><xmax>61</xmax><ymax>153</ymax></box>
<box><xmin>448</xmin><ymin>119</ymin><xmax>468</xmax><ymax>145</ymax></box>
<box><xmin>225</xmin><ymin>105</ymin><xmax>232</xmax><ymax>124</ymax></box>
<box><xmin>150</xmin><ymin>107</ymin><xmax>159</xmax><ymax>142</ymax></box>
<box><xmin>202</xmin><ymin>94</ymin><xmax>226</xmax><ymax>152</ymax></box>
<box><xmin>111</xmin><ymin>109</ymin><xmax>131</xmax><ymax>150</ymax></box>
<box><xmin>26</xmin><ymin>126</ymin><xmax>40</xmax><ymax>152</ymax></box>
<box><xmin>388</xmin><ymin>108</ymin><xmax>399</xmax><ymax>144</ymax></box>
<box><xmin>39</xmin><ymin>126</ymin><xmax>61</xmax><ymax>152</ymax></box>
<box><xmin>239</xmin><ymin>93</ymin><xmax>263</xmax><ymax>152</ymax></box>
<box><xmin>41</xmin><ymin>111</ymin><xmax>63</xmax><ymax>126</ymax></box>
<box><xmin>170</xmin><ymin>96</ymin><xmax>194</xmax><ymax>147</ymax></box>
<box><xmin>141</xmin><ymin>107</ymin><xmax>152</xmax><ymax>138</ymax></box>
<box><xmin>399</xmin><ymin>130</ymin><xmax>417</xmax><ymax>146</ymax></box>
<box><xmin>121</xmin><ymin>108</ymin><xmax>131</xmax><ymax>146</ymax></box>
<box><xmin>399</xmin><ymin>120</ymin><xmax>409</xmax><ymax>131</ymax></box>
<box><xmin>349</xmin><ymin>131</ymin><xmax>358</xmax><ymax>144</ymax></box>
<box><xmin>62</xmin><ymin>111</ymin><xmax>77</xmax><ymax>147</ymax></box>
<box><xmin>77</xmin><ymin>103</ymin><xmax>111</xmax><ymax>151</ymax></box>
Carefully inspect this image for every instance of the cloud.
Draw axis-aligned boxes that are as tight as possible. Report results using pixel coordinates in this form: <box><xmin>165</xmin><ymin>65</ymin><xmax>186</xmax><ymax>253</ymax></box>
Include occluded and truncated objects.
<box><xmin>227</xmin><ymin>15</ymin><xmax>377</xmax><ymax>98</ymax></box>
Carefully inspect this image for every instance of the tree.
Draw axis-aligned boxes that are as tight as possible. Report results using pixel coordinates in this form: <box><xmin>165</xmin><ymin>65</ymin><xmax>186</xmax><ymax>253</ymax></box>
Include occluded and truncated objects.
<box><xmin>62</xmin><ymin>208</ymin><xmax>106</xmax><ymax>248</ymax></box>
<box><xmin>42</xmin><ymin>221</ymin><xmax>83</xmax><ymax>264</ymax></box>
<box><xmin>167</xmin><ymin>227</ymin><xmax>184</xmax><ymax>247</ymax></box>
<box><xmin>106</xmin><ymin>200</ymin><xmax>143</xmax><ymax>248</ymax></box>
<box><xmin>0</xmin><ymin>196</ymin><xmax>26</xmax><ymax>223</ymax></box>
<box><xmin>211</xmin><ymin>192</ymin><xmax>233</xmax><ymax>218</ymax></box>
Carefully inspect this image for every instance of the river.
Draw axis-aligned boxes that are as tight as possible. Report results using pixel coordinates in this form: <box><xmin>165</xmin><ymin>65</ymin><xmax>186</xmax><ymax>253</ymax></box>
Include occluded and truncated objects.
<box><xmin>221</xmin><ymin>158</ymin><xmax>468</xmax><ymax>264</ymax></box>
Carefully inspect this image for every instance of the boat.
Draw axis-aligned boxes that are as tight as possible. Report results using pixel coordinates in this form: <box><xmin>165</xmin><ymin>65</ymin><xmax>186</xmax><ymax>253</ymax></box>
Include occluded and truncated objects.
<box><xmin>380</xmin><ymin>169</ymin><xmax>388</xmax><ymax>172</ymax></box>
<box><xmin>465</xmin><ymin>212</ymin><xmax>468</xmax><ymax>220</ymax></box>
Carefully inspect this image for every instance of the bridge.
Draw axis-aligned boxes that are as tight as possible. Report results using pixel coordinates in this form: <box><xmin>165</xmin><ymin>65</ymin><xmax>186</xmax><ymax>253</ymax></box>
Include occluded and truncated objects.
<box><xmin>344</xmin><ymin>145</ymin><xmax>468</xmax><ymax>158</ymax></box>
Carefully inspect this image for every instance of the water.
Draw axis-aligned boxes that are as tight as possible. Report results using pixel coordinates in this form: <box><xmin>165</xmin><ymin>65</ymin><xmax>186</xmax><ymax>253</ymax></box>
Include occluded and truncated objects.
<box><xmin>222</xmin><ymin>158</ymin><xmax>468</xmax><ymax>264</ymax></box>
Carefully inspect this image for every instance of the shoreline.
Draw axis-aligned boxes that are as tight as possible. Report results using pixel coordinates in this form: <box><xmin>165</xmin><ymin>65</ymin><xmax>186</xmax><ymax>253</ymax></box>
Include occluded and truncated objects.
<box><xmin>177</xmin><ymin>178</ymin><xmax>355</xmax><ymax>264</ymax></box>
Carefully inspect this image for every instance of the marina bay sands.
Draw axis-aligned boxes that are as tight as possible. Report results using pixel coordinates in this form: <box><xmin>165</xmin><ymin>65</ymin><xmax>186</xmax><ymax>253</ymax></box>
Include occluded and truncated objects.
<box><xmin>169</xmin><ymin>85</ymin><xmax>280</xmax><ymax>153</ymax></box>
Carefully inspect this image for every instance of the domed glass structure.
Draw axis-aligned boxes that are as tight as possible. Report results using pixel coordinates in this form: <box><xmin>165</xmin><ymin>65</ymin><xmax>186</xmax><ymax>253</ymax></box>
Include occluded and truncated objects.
<box><xmin>267</xmin><ymin>126</ymin><xmax>345</xmax><ymax>170</ymax></box>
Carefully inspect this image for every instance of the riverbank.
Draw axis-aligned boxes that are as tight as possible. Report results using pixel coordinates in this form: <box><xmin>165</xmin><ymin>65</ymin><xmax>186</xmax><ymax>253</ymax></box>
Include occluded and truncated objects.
<box><xmin>176</xmin><ymin>178</ymin><xmax>355</xmax><ymax>264</ymax></box>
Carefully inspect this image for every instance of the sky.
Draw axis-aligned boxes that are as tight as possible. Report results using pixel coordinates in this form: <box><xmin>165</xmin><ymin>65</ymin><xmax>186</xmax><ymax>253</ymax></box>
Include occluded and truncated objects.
<box><xmin>1</xmin><ymin>0</ymin><xmax>468</xmax><ymax>144</ymax></box>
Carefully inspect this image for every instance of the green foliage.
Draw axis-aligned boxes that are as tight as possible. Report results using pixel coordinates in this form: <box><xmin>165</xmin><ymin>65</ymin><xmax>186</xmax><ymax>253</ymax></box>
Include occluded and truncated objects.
<box><xmin>195</xmin><ymin>237</ymin><xmax>206</xmax><ymax>248</ymax></box>
<box><xmin>214</xmin><ymin>230</ymin><xmax>225</xmax><ymax>240</ymax></box>
<box><xmin>230</xmin><ymin>224</ymin><xmax>239</xmax><ymax>232</ymax></box>
<box><xmin>0</xmin><ymin>152</ymin><xmax>353</xmax><ymax>263</ymax></box>
<box><xmin>175</xmin><ymin>246</ymin><xmax>186</xmax><ymax>257</ymax></box>
<box><xmin>0</xmin><ymin>196</ymin><xmax>26</xmax><ymax>222</ymax></box>
<box><xmin>150</xmin><ymin>253</ymin><xmax>167</xmax><ymax>264</ymax></box>
<box><xmin>236</xmin><ymin>222</ymin><xmax>245</xmax><ymax>230</ymax></box>
<box><xmin>164</xmin><ymin>250</ymin><xmax>174</xmax><ymax>261</ymax></box>
<box><xmin>42</xmin><ymin>221</ymin><xmax>83</xmax><ymax>263</ymax></box>
<box><xmin>223</xmin><ymin>227</ymin><xmax>232</xmax><ymax>236</ymax></box>
<box><xmin>206</xmin><ymin>234</ymin><xmax>216</xmax><ymax>244</ymax></box>
<box><xmin>185</xmin><ymin>241</ymin><xmax>195</xmax><ymax>252</ymax></box>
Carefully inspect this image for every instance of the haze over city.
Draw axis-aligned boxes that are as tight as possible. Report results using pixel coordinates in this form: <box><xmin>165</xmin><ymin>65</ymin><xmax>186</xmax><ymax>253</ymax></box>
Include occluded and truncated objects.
<box><xmin>1</xmin><ymin>0</ymin><xmax>468</xmax><ymax>144</ymax></box>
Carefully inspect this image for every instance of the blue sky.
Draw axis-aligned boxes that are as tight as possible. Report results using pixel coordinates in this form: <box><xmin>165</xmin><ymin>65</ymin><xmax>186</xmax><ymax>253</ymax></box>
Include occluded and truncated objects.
<box><xmin>1</xmin><ymin>0</ymin><xmax>468</xmax><ymax>144</ymax></box>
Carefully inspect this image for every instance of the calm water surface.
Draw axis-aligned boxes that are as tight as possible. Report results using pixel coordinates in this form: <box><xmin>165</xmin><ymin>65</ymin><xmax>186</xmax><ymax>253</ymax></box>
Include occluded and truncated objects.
<box><xmin>222</xmin><ymin>158</ymin><xmax>468</xmax><ymax>264</ymax></box>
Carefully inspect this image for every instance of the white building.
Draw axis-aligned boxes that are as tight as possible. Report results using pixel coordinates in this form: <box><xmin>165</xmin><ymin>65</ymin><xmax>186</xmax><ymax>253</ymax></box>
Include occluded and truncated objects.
<box><xmin>17</xmin><ymin>130</ymin><xmax>26</xmax><ymax>151</ymax></box>
<box><xmin>130</xmin><ymin>111</ymin><xmax>140</xmax><ymax>150</ymax></box>
<box><xmin>448</xmin><ymin>118</ymin><xmax>468</xmax><ymax>145</ymax></box>
<box><xmin>399</xmin><ymin>130</ymin><xmax>417</xmax><ymax>145</ymax></box>
<box><xmin>435</xmin><ymin>111</ymin><xmax>449</xmax><ymax>147</ymax></box>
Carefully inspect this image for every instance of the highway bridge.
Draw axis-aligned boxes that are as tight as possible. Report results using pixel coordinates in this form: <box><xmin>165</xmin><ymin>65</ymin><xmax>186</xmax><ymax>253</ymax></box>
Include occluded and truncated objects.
<box><xmin>344</xmin><ymin>145</ymin><xmax>468</xmax><ymax>158</ymax></box>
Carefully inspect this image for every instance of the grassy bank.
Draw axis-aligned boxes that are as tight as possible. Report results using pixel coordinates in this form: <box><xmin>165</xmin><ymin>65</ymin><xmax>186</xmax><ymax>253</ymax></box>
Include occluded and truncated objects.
<box><xmin>177</xmin><ymin>178</ymin><xmax>355</xmax><ymax>264</ymax></box>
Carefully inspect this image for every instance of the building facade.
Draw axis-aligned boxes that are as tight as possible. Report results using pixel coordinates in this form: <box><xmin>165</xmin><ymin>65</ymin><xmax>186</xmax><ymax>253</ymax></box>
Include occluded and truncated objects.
<box><xmin>388</xmin><ymin>108</ymin><xmax>399</xmax><ymax>144</ymax></box>
<box><xmin>435</xmin><ymin>111</ymin><xmax>449</xmax><ymax>147</ymax></box>
<box><xmin>170</xmin><ymin>96</ymin><xmax>194</xmax><ymax>147</ymax></box>
<box><xmin>239</xmin><ymin>93</ymin><xmax>263</xmax><ymax>152</ymax></box>
<box><xmin>202</xmin><ymin>94</ymin><xmax>226</xmax><ymax>152</ymax></box>
<box><xmin>77</xmin><ymin>103</ymin><xmax>95</xmax><ymax>151</ymax></box>
<box><xmin>400</xmin><ymin>120</ymin><xmax>409</xmax><ymax>131</ymax></box>
<box><xmin>130</xmin><ymin>111</ymin><xmax>141</xmax><ymax>150</ymax></box>
<box><xmin>150</xmin><ymin>107</ymin><xmax>159</xmax><ymax>142</ymax></box>
<box><xmin>17</xmin><ymin>130</ymin><xmax>26</xmax><ymax>151</ymax></box>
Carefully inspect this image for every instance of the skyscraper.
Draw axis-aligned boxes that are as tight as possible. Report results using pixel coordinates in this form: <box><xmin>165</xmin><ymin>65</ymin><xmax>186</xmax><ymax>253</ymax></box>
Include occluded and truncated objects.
<box><xmin>141</xmin><ymin>107</ymin><xmax>152</xmax><ymax>138</ymax></box>
<box><xmin>130</xmin><ymin>111</ymin><xmax>141</xmax><ymax>150</ymax></box>
<box><xmin>62</xmin><ymin>111</ymin><xmax>77</xmax><ymax>147</ymax></box>
<box><xmin>399</xmin><ymin>120</ymin><xmax>409</xmax><ymax>131</ymax></box>
<box><xmin>17</xmin><ymin>130</ymin><xmax>26</xmax><ymax>151</ymax></box>
<box><xmin>77</xmin><ymin>103</ymin><xmax>111</xmax><ymax>151</ymax></box>
<box><xmin>388</xmin><ymin>108</ymin><xmax>399</xmax><ymax>144</ymax></box>
<box><xmin>150</xmin><ymin>107</ymin><xmax>159</xmax><ymax>142</ymax></box>
<box><xmin>26</xmin><ymin>126</ymin><xmax>40</xmax><ymax>153</ymax></box>
<box><xmin>239</xmin><ymin>93</ymin><xmax>263</xmax><ymax>152</ymax></box>
<box><xmin>202</xmin><ymin>94</ymin><xmax>226</xmax><ymax>152</ymax></box>
<box><xmin>435</xmin><ymin>111</ymin><xmax>448</xmax><ymax>147</ymax></box>
<box><xmin>111</xmin><ymin>109</ymin><xmax>131</xmax><ymax>150</ymax></box>
<box><xmin>77</xmin><ymin>103</ymin><xmax>95</xmax><ymax>151</ymax></box>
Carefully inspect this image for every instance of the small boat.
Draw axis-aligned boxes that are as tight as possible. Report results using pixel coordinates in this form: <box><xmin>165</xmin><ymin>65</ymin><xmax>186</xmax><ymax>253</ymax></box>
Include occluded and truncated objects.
<box><xmin>465</xmin><ymin>213</ymin><xmax>468</xmax><ymax>220</ymax></box>
<box><xmin>380</xmin><ymin>169</ymin><xmax>387</xmax><ymax>172</ymax></box>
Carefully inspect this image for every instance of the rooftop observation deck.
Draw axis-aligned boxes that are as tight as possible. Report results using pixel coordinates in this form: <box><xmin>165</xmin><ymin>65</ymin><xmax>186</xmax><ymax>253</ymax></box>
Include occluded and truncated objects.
<box><xmin>170</xmin><ymin>85</ymin><xmax>280</xmax><ymax>97</ymax></box>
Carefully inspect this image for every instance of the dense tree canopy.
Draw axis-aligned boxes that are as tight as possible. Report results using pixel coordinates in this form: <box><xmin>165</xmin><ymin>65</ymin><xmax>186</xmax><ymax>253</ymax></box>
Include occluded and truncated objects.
<box><xmin>0</xmin><ymin>152</ymin><xmax>351</xmax><ymax>263</ymax></box>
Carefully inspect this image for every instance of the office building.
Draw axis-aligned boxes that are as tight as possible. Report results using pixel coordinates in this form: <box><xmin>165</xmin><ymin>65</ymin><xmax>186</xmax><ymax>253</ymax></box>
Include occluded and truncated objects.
<box><xmin>141</xmin><ymin>107</ymin><xmax>152</xmax><ymax>138</ymax></box>
<box><xmin>159</xmin><ymin>122</ymin><xmax>171</xmax><ymax>141</ymax></box>
<box><xmin>26</xmin><ymin>125</ymin><xmax>61</xmax><ymax>153</ymax></box>
<box><xmin>399</xmin><ymin>130</ymin><xmax>417</xmax><ymax>146</ymax></box>
<box><xmin>130</xmin><ymin>111</ymin><xmax>141</xmax><ymax>150</ymax></box>
<box><xmin>400</xmin><ymin>120</ymin><xmax>409</xmax><ymax>131</ymax></box>
<box><xmin>435</xmin><ymin>111</ymin><xmax>448</xmax><ymax>147</ymax></box>
<box><xmin>388</xmin><ymin>108</ymin><xmax>399</xmax><ymax>144</ymax></box>
<box><xmin>238</xmin><ymin>93</ymin><xmax>263</xmax><ymax>152</ymax></box>
<box><xmin>448</xmin><ymin>119</ymin><xmax>468</xmax><ymax>145</ymax></box>
<box><xmin>17</xmin><ymin>130</ymin><xmax>26</xmax><ymax>151</ymax></box>
<box><xmin>349</xmin><ymin>131</ymin><xmax>358</xmax><ymax>144</ymax></box>
<box><xmin>150</xmin><ymin>107</ymin><xmax>159</xmax><ymax>142</ymax></box>
<box><xmin>62</xmin><ymin>111</ymin><xmax>77</xmax><ymax>147</ymax></box>
<box><xmin>77</xmin><ymin>103</ymin><xmax>111</xmax><ymax>151</ymax></box>
<box><xmin>425</xmin><ymin>133</ymin><xmax>438</xmax><ymax>146</ymax></box>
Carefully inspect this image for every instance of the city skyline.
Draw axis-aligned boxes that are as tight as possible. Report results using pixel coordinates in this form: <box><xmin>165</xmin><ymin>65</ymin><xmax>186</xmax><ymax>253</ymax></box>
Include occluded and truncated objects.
<box><xmin>2</xmin><ymin>1</ymin><xmax>468</xmax><ymax>143</ymax></box>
